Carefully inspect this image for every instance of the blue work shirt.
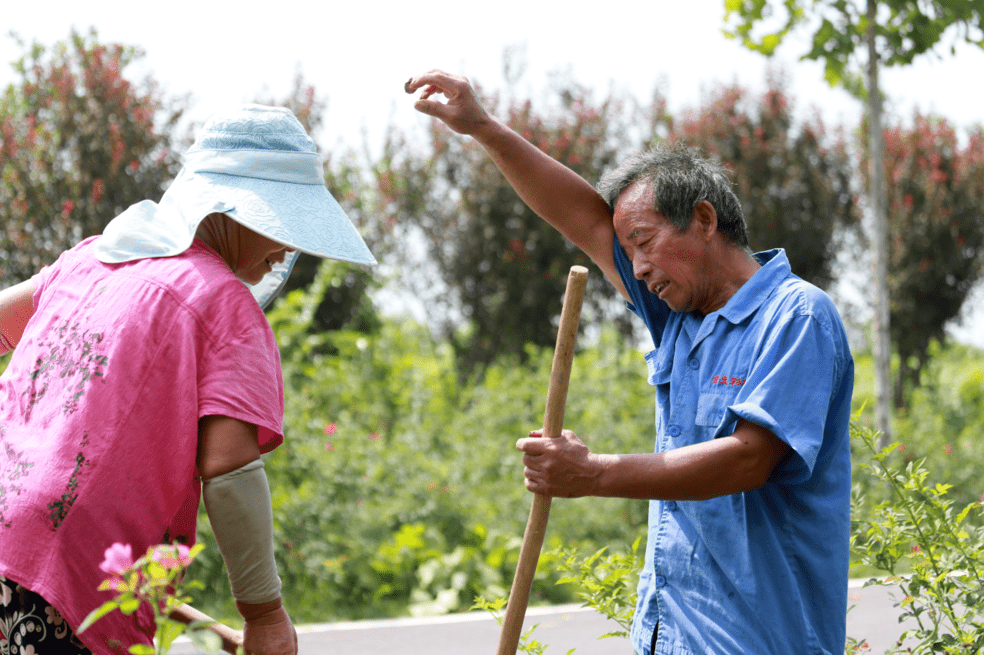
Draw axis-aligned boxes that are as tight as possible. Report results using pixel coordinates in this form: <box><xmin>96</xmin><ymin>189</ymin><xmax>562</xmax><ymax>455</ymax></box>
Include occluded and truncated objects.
<box><xmin>613</xmin><ymin>245</ymin><xmax>854</xmax><ymax>655</ymax></box>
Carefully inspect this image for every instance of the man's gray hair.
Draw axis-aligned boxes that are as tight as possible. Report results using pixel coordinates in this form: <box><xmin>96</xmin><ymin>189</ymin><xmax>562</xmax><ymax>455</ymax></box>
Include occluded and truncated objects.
<box><xmin>597</xmin><ymin>144</ymin><xmax>749</xmax><ymax>249</ymax></box>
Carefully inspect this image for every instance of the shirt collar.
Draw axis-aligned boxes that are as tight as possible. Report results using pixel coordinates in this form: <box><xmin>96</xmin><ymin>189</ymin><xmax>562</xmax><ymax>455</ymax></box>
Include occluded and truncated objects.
<box><xmin>716</xmin><ymin>248</ymin><xmax>791</xmax><ymax>324</ymax></box>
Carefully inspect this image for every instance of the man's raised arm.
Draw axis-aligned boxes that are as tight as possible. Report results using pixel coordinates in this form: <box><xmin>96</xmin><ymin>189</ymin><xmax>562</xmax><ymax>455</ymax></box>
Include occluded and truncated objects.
<box><xmin>406</xmin><ymin>69</ymin><xmax>629</xmax><ymax>301</ymax></box>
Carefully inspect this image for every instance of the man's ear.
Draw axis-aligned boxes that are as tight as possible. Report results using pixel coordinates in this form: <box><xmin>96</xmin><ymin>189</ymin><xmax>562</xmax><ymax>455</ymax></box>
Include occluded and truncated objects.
<box><xmin>692</xmin><ymin>200</ymin><xmax>718</xmax><ymax>242</ymax></box>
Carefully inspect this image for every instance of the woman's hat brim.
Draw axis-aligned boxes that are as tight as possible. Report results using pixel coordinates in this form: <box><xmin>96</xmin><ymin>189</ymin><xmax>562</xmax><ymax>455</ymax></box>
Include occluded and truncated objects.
<box><xmin>194</xmin><ymin>171</ymin><xmax>377</xmax><ymax>266</ymax></box>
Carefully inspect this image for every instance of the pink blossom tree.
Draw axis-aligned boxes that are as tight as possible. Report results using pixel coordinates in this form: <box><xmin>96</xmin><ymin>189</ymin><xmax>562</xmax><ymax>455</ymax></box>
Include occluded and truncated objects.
<box><xmin>862</xmin><ymin>115</ymin><xmax>984</xmax><ymax>405</ymax></box>
<box><xmin>0</xmin><ymin>28</ymin><xmax>185</xmax><ymax>284</ymax></box>
<box><xmin>657</xmin><ymin>72</ymin><xmax>860</xmax><ymax>290</ymax></box>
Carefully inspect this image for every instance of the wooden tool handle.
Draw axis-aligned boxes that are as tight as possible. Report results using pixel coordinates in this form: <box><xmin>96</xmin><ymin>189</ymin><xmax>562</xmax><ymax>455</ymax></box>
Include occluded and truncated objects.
<box><xmin>170</xmin><ymin>603</ymin><xmax>244</xmax><ymax>654</ymax></box>
<box><xmin>496</xmin><ymin>265</ymin><xmax>589</xmax><ymax>655</ymax></box>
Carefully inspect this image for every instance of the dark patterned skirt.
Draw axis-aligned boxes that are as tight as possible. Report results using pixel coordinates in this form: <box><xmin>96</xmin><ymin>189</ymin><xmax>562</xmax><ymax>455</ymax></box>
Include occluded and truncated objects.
<box><xmin>0</xmin><ymin>576</ymin><xmax>90</xmax><ymax>655</ymax></box>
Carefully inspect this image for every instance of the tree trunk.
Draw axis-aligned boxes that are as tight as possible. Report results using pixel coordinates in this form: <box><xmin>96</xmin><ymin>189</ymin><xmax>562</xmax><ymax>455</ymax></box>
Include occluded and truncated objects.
<box><xmin>868</xmin><ymin>0</ymin><xmax>893</xmax><ymax>447</ymax></box>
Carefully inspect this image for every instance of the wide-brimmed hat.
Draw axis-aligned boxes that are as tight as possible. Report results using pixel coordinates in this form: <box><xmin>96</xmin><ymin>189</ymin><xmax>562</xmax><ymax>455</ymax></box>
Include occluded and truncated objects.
<box><xmin>95</xmin><ymin>104</ymin><xmax>376</xmax><ymax>307</ymax></box>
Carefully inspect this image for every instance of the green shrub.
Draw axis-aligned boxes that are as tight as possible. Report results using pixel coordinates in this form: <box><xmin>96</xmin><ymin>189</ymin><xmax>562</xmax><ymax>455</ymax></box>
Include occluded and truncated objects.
<box><xmin>186</xmin><ymin>273</ymin><xmax>654</xmax><ymax>623</ymax></box>
<box><xmin>850</xmin><ymin>418</ymin><xmax>984</xmax><ymax>653</ymax></box>
<box><xmin>850</xmin><ymin>343</ymin><xmax>984</xmax><ymax>536</ymax></box>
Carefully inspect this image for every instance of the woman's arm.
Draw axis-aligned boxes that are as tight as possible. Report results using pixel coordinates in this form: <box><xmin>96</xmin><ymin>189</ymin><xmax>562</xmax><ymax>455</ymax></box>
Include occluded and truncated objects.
<box><xmin>0</xmin><ymin>280</ymin><xmax>37</xmax><ymax>355</ymax></box>
<box><xmin>197</xmin><ymin>416</ymin><xmax>297</xmax><ymax>655</ymax></box>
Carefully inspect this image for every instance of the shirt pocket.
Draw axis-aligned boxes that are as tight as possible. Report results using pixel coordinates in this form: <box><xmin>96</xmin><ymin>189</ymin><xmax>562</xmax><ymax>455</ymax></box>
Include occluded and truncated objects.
<box><xmin>645</xmin><ymin>348</ymin><xmax>672</xmax><ymax>387</ymax></box>
<box><xmin>695</xmin><ymin>391</ymin><xmax>736</xmax><ymax>428</ymax></box>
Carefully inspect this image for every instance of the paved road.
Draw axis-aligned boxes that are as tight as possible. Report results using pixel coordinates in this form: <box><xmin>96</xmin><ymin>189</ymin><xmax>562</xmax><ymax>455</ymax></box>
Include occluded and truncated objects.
<box><xmin>173</xmin><ymin>579</ymin><xmax>917</xmax><ymax>654</ymax></box>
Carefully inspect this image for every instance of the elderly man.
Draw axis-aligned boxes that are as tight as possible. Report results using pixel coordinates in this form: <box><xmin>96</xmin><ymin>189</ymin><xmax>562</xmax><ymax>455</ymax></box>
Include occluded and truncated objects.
<box><xmin>407</xmin><ymin>70</ymin><xmax>853</xmax><ymax>655</ymax></box>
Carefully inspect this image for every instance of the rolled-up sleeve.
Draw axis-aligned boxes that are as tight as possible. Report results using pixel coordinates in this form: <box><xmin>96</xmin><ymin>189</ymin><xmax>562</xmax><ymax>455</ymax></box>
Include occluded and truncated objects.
<box><xmin>724</xmin><ymin>313</ymin><xmax>839</xmax><ymax>484</ymax></box>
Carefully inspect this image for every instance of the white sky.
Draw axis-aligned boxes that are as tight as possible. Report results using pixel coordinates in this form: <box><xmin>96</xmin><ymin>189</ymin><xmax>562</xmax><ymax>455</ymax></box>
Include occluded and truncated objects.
<box><xmin>3</xmin><ymin>0</ymin><xmax>983</xmax><ymax>347</ymax></box>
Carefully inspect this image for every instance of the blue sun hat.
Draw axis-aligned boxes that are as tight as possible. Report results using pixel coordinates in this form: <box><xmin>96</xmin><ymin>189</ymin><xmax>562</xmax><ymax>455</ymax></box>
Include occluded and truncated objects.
<box><xmin>95</xmin><ymin>104</ymin><xmax>376</xmax><ymax>307</ymax></box>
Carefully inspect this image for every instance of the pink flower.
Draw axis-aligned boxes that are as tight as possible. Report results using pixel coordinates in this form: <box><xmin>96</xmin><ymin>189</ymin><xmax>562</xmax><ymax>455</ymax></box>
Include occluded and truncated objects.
<box><xmin>99</xmin><ymin>543</ymin><xmax>133</xmax><ymax>576</ymax></box>
<box><xmin>149</xmin><ymin>544</ymin><xmax>193</xmax><ymax>570</ymax></box>
<box><xmin>324</xmin><ymin>423</ymin><xmax>338</xmax><ymax>435</ymax></box>
<box><xmin>325</xmin><ymin>442</ymin><xmax>335</xmax><ymax>452</ymax></box>
<box><xmin>91</xmin><ymin>179</ymin><xmax>105</xmax><ymax>204</ymax></box>
<box><xmin>175</xmin><ymin>543</ymin><xmax>192</xmax><ymax>566</ymax></box>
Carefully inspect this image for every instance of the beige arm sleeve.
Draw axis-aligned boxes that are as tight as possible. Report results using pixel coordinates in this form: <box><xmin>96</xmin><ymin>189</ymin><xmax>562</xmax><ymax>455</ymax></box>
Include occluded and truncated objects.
<box><xmin>202</xmin><ymin>459</ymin><xmax>283</xmax><ymax>604</ymax></box>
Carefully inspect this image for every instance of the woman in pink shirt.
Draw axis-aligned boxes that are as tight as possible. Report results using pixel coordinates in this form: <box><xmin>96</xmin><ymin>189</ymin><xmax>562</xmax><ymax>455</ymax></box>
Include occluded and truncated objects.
<box><xmin>0</xmin><ymin>105</ymin><xmax>375</xmax><ymax>655</ymax></box>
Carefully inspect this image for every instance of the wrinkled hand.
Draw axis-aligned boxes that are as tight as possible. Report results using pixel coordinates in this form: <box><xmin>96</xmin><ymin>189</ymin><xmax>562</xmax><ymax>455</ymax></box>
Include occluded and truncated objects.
<box><xmin>516</xmin><ymin>429</ymin><xmax>600</xmax><ymax>498</ymax></box>
<box><xmin>237</xmin><ymin>599</ymin><xmax>297</xmax><ymax>655</ymax></box>
<box><xmin>405</xmin><ymin>69</ymin><xmax>496</xmax><ymax>137</ymax></box>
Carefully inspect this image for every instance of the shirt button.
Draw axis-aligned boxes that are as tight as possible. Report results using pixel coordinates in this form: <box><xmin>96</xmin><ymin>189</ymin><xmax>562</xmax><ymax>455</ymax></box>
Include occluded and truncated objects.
<box><xmin>688</xmin><ymin>358</ymin><xmax>699</xmax><ymax>370</ymax></box>
<box><xmin>667</xmin><ymin>425</ymin><xmax>681</xmax><ymax>437</ymax></box>
<box><xmin>666</xmin><ymin>501</ymin><xmax>677</xmax><ymax>511</ymax></box>
<box><xmin>655</xmin><ymin>575</ymin><xmax>667</xmax><ymax>587</ymax></box>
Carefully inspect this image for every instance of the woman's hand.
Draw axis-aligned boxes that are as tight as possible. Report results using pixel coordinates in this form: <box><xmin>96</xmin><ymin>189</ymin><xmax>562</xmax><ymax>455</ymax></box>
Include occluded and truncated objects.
<box><xmin>237</xmin><ymin>599</ymin><xmax>297</xmax><ymax>655</ymax></box>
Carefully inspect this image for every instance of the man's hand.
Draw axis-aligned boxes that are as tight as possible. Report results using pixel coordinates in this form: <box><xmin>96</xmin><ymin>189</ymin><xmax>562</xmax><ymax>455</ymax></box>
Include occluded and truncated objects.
<box><xmin>516</xmin><ymin>429</ymin><xmax>605</xmax><ymax>498</ymax></box>
<box><xmin>406</xmin><ymin>68</ymin><xmax>630</xmax><ymax>303</ymax></box>
<box><xmin>237</xmin><ymin>599</ymin><xmax>297</xmax><ymax>655</ymax></box>
<box><xmin>405</xmin><ymin>70</ymin><xmax>497</xmax><ymax>137</ymax></box>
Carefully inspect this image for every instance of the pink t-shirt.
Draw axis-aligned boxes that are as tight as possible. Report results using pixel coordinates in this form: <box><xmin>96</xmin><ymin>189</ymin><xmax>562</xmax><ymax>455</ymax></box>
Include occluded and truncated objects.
<box><xmin>0</xmin><ymin>237</ymin><xmax>284</xmax><ymax>654</ymax></box>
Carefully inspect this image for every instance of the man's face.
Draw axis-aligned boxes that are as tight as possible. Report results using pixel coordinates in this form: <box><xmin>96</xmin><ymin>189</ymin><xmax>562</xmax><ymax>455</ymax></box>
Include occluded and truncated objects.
<box><xmin>613</xmin><ymin>181</ymin><xmax>716</xmax><ymax>314</ymax></box>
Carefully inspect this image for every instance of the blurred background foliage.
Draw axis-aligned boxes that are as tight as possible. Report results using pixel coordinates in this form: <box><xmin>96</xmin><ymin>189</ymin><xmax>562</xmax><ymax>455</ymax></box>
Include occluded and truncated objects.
<box><xmin>1</xmin><ymin>28</ymin><xmax>185</xmax><ymax>283</ymax></box>
<box><xmin>188</xmin><ymin>273</ymin><xmax>654</xmax><ymax>622</ymax></box>
<box><xmin>2</xmin><ymin>28</ymin><xmax>983</xmax><ymax>625</ymax></box>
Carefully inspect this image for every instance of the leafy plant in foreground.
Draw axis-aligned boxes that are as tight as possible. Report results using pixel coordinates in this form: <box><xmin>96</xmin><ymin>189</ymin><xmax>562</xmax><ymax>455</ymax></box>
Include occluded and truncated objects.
<box><xmin>472</xmin><ymin>539</ymin><xmax>642</xmax><ymax>654</ymax></box>
<box><xmin>80</xmin><ymin>542</ymin><xmax>221</xmax><ymax>655</ymax></box>
<box><xmin>552</xmin><ymin>538</ymin><xmax>642</xmax><ymax>640</ymax></box>
<box><xmin>851</xmin><ymin>419</ymin><xmax>984</xmax><ymax>653</ymax></box>
<box><xmin>471</xmin><ymin>596</ymin><xmax>574</xmax><ymax>655</ymax></box>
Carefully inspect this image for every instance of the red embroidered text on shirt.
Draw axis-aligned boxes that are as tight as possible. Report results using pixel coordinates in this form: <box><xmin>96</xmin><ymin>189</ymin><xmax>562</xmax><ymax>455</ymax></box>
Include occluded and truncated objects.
<box><xmin>711</xmin><ymin>376</ymin><xmax>746</xmax><ymax>387</ymax></box>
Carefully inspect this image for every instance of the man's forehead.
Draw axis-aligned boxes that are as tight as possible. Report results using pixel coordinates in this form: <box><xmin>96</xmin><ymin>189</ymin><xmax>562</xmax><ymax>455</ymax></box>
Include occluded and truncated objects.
<box><xmin>614</xmin><ymin>185</ymin><xmax>669</xmax><ymax>235</ymax></box>
<box><xmin>615</xmin><ymin>179</ymin><xmax>653</xmax><ymax>207</ymax></box>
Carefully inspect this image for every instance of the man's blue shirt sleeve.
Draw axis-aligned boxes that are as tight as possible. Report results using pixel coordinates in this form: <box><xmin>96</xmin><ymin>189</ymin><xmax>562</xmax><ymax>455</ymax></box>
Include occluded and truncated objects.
<box><xmin>723</xmin><ymin>304</ymin><xmax>847</xmax><ymax>484</ymax></box>
<box><xmin>612</xmin><ymin>235</ymin><xmax>671</xmax><ymax>346</ymax></box>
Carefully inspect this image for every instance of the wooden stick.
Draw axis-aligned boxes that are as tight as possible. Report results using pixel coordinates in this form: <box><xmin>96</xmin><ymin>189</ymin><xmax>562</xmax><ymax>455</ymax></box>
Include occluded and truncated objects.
<box><xmin>170</xmin><ymin>603</ymin><xmax>244</xmax><ymax>654</ymax></box>
<box><xmin>496</xmin><ymin>265</ymin><xmax>589</xmax><ymax>655</ymax></box>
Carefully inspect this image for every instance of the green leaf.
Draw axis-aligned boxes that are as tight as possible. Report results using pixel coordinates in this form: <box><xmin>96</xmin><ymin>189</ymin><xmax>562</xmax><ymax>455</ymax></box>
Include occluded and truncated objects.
<box><xmin>77</xmin><ymin>600</ymin><xmax>120</xmax><ymax>634</ymax></box>
<box><xmin>759</xmin><ymin>32</ymin><xmax>784</xmax><ymax>55</ymax></box>
<box><xmin>156</xmin><ymin>618</ymin><xmax>187</xmax><ymax>654</ymax></box>
<box><xmin>189</xmin><ymin>628</ymin><xmax>223</xmax><ymax>655</ymax></box>
<box><xmin>146</xmin><ymin>560</ymin><xmax>168</xmax><ymax>584</ymax></box>
<box><xmin>119</xmin><ymin>597</ymin><xmax>141</xmax><ymax>615</ymax></box>
<box><xmin>128</xmin><ymin>645</ymin><xmax>154</xmax><ymax>655</ymax></box>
